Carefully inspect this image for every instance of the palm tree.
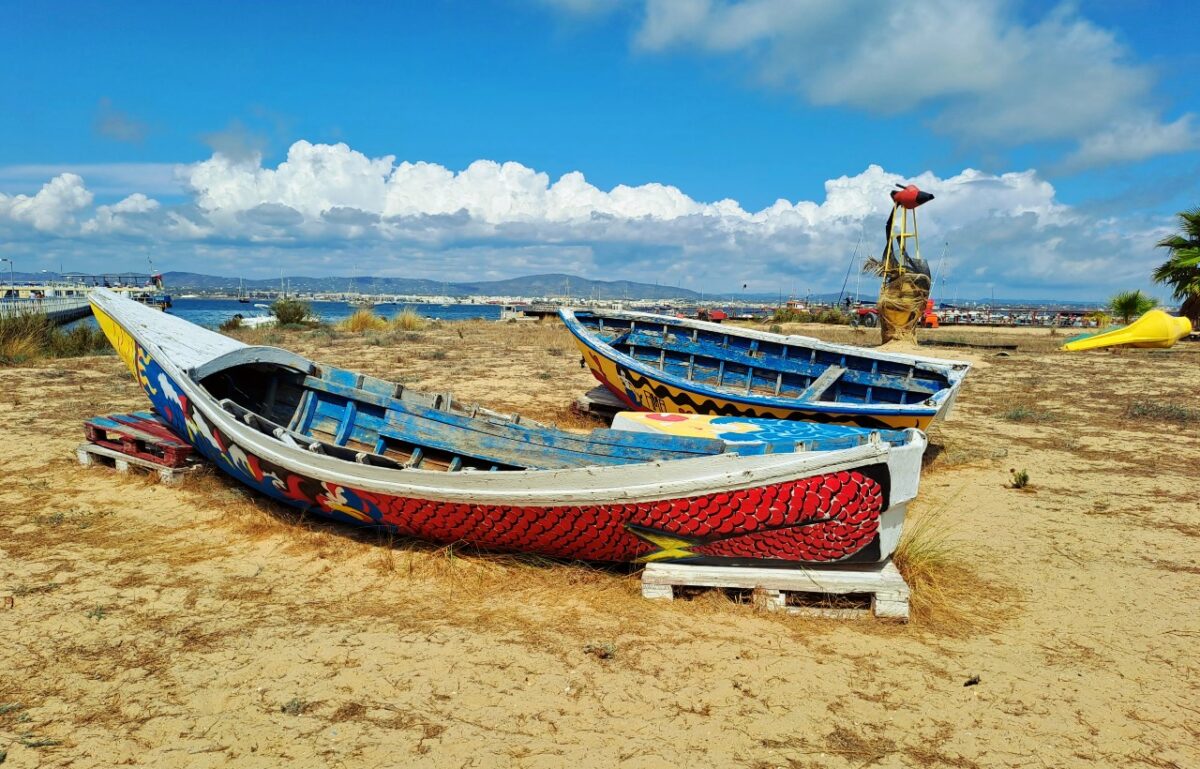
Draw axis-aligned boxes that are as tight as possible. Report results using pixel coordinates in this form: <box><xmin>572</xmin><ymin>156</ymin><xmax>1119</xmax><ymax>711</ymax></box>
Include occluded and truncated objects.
<box><xmin>1107</xmin><ymin>290</ymin><xmax>1156</xmax><ymax>325</ymax></box>
<box><xmin>1152</xmin><ymin>207</ymin><xmax>1200</xmax><ymax>324</ymax></box>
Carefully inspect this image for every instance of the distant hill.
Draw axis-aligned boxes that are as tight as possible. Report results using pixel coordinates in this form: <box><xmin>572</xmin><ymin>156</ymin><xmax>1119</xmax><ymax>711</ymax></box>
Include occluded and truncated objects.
<box><xmin>6</xmin><ymin>270</ymin><xmax>1110</xmax><ymax>306</ymax></box>
<box><xmin>159</xmin><ymin>271</ymin><xmax>701</xmax><ymax>300</ymax></box>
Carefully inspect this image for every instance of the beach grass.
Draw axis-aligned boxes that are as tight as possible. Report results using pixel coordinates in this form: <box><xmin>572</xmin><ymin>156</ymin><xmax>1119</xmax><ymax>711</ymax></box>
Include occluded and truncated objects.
<box><xmin>893</xmin><ymin>505</ymin><xmax>998</xmax><ymax>634</ymax></box>
<box><xmin>391</xmin><ymin>307</ymin><xmax>427</xmax><ymax>331</ymax></box>
<box><xmin>338</xmin><ymin>309</ymin><xmax>390</xmax><ymax>332</ymax></box>
<box><xmin>0</xmin><ymin>312</ymin><xmax>110</xmax><ymax>365</ymax></box>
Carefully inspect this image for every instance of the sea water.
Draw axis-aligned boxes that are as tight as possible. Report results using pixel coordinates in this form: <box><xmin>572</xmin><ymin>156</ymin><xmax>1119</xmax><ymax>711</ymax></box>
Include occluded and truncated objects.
<box><xmin>169</xmin><ymin>298</ymin><xmax>502</xmax><ymax>328</ymax></box>
<box><xmin>65</xmin><ymin>298</ymin><xmax>504</xmax><ymax>330</ymax></box>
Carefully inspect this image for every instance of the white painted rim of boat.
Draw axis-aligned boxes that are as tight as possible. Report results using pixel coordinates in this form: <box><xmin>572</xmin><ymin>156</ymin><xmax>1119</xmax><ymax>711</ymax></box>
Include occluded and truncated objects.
<box><xmin>91</xmin><ymin>289</ymin><xmax>927</xmax><ymax>507</ymax></box>
<box><xmin>559</xmin><ymin>307</ymin><xmax>972</xmax><ymax>376</ymax></box>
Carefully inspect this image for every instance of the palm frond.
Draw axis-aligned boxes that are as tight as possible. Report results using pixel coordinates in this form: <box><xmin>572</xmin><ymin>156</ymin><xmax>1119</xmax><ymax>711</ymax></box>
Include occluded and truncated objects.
<box><xmin>1179</xmin><ymin>207</ymin><xmax>1200</xmax><ymax>240</ymax></box>
<box><xmin>1107</xmin><ymin>289</ymin><xmax>1156</xmax><ymax>324</ymax></box>
<box><xmin>861</xmin><ymin>255</ymin><xmax>887</xmax><ymax>277</ymax></box>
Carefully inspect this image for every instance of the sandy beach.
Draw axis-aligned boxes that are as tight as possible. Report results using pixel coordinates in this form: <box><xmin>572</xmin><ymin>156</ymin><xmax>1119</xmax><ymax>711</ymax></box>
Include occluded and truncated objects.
<box><xmin>2</xmin><ymin>319</ymin><xmax>1197</xmax><ymax>768</ymax></box>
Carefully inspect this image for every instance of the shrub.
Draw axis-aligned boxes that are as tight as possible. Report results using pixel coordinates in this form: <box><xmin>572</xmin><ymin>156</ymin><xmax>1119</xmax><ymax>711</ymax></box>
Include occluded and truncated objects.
<box><xmin>1124</xmin><ymin>399</ymin><xmax>1200</xmax><ymax>424</ymax></box>
<box><xmin>270</xmin><ymin>299</ymin><xmax>311</xmax><ymax>325</ymax></box>
<box><xmin>392</xmin><ymin>307</ymin><xmax>427</xmax><ymax>331</ymax></box>
<box><xmin>1009</xmin><ymin>468</ymin><xmax>1030</xmax><ymax>489</ymax></box>
<box><xmin>1</xmin><ymin>313</ymin><xmax>110</xmax><ymax>365</ymax></box>
<box><xmin>815</xmin><ymin>308</ymin><xmax>850</xmax><ymax>325</ymax></box>
<box><xmin>771</xmin><ymin>307</ymin><xmax>814</xmax><ymax>323</ymax></box>
<box><xmin>219</xmin><ymin>316</ymin><xmax>243</xmax><ymax>332</ymax></box>
<box><xmin>1000</xmin><ymin>404</ymin><xmax>1057</xmax><ymax>423</ymax></box>
<box><xmin>48</xmin><ymin>324</ymin><xmax>109</xmax><ymax>357</ymax></box>
<box><xmin>339</xmin><ymin>309</ymin><xmax>389</xmax><ymax>332</ymax></box>
<box><xmin>0</xmin><ymin>312</ymin><xmax>50</xmax><ymax>363</ymax></box>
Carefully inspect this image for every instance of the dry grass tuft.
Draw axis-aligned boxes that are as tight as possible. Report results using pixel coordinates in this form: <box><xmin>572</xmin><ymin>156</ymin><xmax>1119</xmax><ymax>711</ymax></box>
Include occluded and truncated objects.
<box><xmin>824</xmin><ymin>725</ymin><xmax>897</xmax><ymax>766</ymax></box>
<box><xmin>893</xmin><ymin>507</ymin><xmax>1001</xmax><ymax>635</ymax></box>
<box><xmin>391</xmin><ymin>307</ymin><xmax>427</xmax><ymax>331</ymax></box>
<box><xmin>999</xmin><ymin>404</ymin><xmax>1057</xmax><ymax>423</ymax></box>
<box><xmin>0</xmin><ymin>312</ymin><xmax>111</xmax><ymax>365</ymax></box>
<box><xmin>338</xmin><ymin>309</ymin><xmax>390</xmax><ymax>333</ymax></box>
<box><xmin>1124</xmin><ymin>399</ymin><xmax>1200</xmax><ymax>425</ymax></box>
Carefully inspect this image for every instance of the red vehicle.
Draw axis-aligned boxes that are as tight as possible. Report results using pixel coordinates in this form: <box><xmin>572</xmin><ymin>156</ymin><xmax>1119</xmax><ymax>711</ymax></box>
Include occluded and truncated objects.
<box><xmin>854</xmin><ymin>301</ymin><xmax>939</xmax><ymax>328</ymax></box>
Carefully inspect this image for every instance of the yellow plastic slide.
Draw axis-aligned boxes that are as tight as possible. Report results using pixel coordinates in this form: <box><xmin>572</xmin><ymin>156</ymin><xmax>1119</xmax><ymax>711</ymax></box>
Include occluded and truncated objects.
<box><xmin>1062</xmin><ymin>310</ymin><xmax>1193</xmax><ymax>351</ymax></box>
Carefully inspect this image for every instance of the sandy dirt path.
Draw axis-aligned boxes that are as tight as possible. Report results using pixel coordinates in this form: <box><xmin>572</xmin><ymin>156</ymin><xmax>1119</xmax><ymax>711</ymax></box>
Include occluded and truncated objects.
<box><xmin>2</xmin><ymin>321</ymin><xmax>1197</xmax><ymax>768</ymax></box>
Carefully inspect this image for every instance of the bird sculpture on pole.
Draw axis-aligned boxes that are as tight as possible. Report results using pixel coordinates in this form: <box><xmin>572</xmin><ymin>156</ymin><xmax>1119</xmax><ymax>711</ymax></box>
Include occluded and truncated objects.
<box><xmin>863</xmin><ymin>183</ymin><xmax>935</xmax><ymax>344</ymax></box>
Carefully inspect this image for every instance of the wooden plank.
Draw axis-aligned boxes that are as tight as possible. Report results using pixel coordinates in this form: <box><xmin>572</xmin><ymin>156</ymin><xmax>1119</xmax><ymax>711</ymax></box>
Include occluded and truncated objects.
<box><xmin>83</xmin><ymin>414</ymin><xmax>193</xmax><ymax>466</ymax></box>
<box><xmin>377</xmin><ymin>411</ymin><xmax>628</xmax><ymax>470</ymax></box>
<box><xmin>797</xmin><ymin>366</ymin><xmax>846</xmax><ymax>402</ymax></box>
<box><xmin>303</xmin><ymin>375</ymin><xmax>724</xmax><ymax>463</ymax></box>
<box><xmin>107</xmin><ymin>414</ymin><xmax>190</xmax><ymax>447</ymax></box>
<box><xmin>76</xmin><ymin>443</ymin><xmax>198</xmax><ymax>485</ymax></box>
<box><xmin>334</xmin><ymin>400</ymin><xmax>358</xmax><ymax>446</ymax></box>
<box><xmin>641</xmin><ymin>559</ymin><xmax>909</xmax><ymax>621</ymax></box>
<box><xmin>575</xmin><ymin>385</ymin><xmax>626</xmax><ymax>413</ymax></box>
<box><xmin>619</xmin><ymin>331</ymin><xmax>944</xmax><ymax>396</ymax></box>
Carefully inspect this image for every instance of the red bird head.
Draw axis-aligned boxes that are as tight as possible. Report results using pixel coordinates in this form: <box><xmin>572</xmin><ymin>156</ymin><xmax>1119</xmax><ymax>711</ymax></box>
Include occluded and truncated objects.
<box><xmin>890</xmin><ymin>184</ymin><xmax>934</xmax><ymax>210</ymax></box>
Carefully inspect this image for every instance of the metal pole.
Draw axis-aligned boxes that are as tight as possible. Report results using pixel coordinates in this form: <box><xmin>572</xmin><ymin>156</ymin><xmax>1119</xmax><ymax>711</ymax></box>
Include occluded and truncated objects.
<box><xmin>837</xmin><ymin>227</ymin><xmax>865</xmax><ymax>306</ymax></box>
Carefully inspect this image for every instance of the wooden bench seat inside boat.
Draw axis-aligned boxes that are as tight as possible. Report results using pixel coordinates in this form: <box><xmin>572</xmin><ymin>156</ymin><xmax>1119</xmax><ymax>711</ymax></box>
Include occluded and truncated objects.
<box><xmin>593</xmin><ymin>321</ymin><xmax>947</xmax><ymax>404</ymax></box>
<box><xmin>203</xmin><ymin>360</ymin><xmax>729</xmax><ymax>473</ymax></box>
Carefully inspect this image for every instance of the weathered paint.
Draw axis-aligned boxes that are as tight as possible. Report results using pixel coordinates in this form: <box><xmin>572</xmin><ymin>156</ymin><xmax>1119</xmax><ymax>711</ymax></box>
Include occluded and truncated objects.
<box><xmin>611</xmin><ymin>412</ymin><xmax>910</xmax><ymax>453</ymax></box>
<box><xmin>560</xmin><ymin>309</ymin><xmax>970</xmax><ymax>430</ymax></box>
<box><xmin>89</xmin><ymin>288</ymin><xmax>928</xmax><ymax>566</ymax></box>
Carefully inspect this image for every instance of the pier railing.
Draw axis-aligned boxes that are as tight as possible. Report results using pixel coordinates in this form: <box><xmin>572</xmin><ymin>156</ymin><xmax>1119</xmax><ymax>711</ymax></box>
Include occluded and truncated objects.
<box><xmin>0</xmin><ymin>296</ymin><xmax>93</xmax><ymax>324</ymax></box>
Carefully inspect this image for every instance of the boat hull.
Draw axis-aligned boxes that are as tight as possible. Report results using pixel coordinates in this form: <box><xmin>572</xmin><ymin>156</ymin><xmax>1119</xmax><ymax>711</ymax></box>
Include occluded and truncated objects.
<box><xmin>561</xmin><ymin>309</ymin><xmax>969</xmax><ymax>431</ymax></box>
<box><xmin>91</xmin><ymin>291</ymin><xmax>925</xmax><ymax>566</ymax></box>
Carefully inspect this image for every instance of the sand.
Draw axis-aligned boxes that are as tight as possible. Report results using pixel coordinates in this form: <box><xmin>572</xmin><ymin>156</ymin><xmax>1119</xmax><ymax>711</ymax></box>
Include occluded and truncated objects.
<box><xmin>2</xmin><ymin>319</ymin><xmax>1198</xmax><ymax>768</ymax></box>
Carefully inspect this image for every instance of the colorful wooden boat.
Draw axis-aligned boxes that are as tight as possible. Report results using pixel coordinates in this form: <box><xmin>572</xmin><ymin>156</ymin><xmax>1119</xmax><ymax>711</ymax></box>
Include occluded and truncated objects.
<box><xmin>1061</xmin><ymin>310</ymin><xmax>1193</xmax><ymax>351</ymax></box>
<box><xmin>90</xmin><ymin>289</ymin><xmax>926</xmax><ymax>566</ymax></box>
<box><xmin>560</xmin><ymin>309</ymin><xmax>970</xmax><ymax>430</ymax></box>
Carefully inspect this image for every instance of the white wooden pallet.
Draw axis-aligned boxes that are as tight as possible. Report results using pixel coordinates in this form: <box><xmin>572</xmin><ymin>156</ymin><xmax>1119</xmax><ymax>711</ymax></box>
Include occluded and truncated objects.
<box><xmin>76</xmin><ymin>442</ymin><xmax>199</xmax><ymax>485</ymax></box>
<box><xmin>641</xmin><ymin>559</ymin><xmax>910</xmax><ymax>621</ymax></box>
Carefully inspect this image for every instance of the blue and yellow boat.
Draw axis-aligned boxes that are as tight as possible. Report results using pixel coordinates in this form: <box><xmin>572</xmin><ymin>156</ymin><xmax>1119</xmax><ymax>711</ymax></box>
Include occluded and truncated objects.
<box><xmin>560</xmin><ymin>309</ymin><xmax>970</xmax><ymax>430</ymax></box>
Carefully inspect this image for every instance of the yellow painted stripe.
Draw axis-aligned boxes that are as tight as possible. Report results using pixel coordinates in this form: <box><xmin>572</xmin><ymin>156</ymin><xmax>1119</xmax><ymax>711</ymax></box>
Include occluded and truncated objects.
<box><xmin>91</xmin><ymin>303</ymin><xmax>138</xmax><ymax>379</ymax></box>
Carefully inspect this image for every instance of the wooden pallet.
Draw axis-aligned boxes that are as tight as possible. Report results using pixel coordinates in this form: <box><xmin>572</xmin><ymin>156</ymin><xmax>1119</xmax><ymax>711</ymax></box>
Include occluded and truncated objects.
<box><xmin>641</xmin><ymin>559</ymin><xmax>910</xmax><ymax>621</ymax></box>
<box><xmin>573</xmin><ymin>386</ymin><xmax>627</xmax><ymax>422</ymax></box>
<box><xmin>76</xmin><ymin>442</ymin><xmax>198</xmax><ymax>484</ymax></box>
<box><xmin>83</xmin><ymin>411</ymin><xmax>193</xmax><ymax>467</ymax></box>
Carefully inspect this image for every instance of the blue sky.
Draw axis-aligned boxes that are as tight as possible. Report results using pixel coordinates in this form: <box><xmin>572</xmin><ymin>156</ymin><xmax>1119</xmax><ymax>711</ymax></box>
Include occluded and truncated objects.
<box><xmin>2</xmin><ymin>0</ymin><xmax>1198</xmax><ymax>300</ymax></box>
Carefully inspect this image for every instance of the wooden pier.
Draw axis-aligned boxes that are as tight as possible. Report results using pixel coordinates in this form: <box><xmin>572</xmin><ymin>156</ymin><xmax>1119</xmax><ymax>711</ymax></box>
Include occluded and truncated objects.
<box><xmin>0</xmin><ymin>296</ymin><xmax>93</xmax><ymax>325</ymax></box>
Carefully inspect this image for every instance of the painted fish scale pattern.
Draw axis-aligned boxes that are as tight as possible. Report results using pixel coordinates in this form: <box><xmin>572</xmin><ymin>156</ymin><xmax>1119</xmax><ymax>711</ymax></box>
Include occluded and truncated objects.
<box><xmin>137</xmin><ymin>350</ymin><xmax>886</xmax><ymax>564</ymax></box>
<box><xmin>697</xmin><ymin>472</ymin><xmax>883</xmax><ymax>561</ymax></box>
<box><xmin>364</xmin><ymin>471</ymin><xmax>883</xmax><ymax>563</ymax></box>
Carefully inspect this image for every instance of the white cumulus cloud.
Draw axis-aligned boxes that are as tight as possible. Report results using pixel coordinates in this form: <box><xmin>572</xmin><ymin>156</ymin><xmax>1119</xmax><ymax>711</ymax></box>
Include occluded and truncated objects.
<box><xmin>0</xmin><ymin>141</ymin><xmax>1178</xmax><ymax>300</ymax></box>
<box><xmin>548</xmin><ymin>0</ymin><xmax>1199</xmax><ymax>168</ymax></box>
<box><xmin>0</xmin><ymin>173</ymin><xmax>94</xmax><ymax>232</ymax></box>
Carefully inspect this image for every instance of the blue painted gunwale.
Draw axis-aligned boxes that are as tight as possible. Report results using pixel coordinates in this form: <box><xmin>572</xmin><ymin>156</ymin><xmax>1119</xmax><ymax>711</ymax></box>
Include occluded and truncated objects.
<box><xmin>284</xmin><ymin>363</ymin><xmax>906</xmax><ymax>470</ymax></box>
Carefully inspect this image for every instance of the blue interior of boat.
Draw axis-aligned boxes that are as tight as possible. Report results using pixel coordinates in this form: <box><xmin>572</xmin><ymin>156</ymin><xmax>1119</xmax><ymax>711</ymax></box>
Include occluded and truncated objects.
<box><xmin>198</xmin><ymin>358</ymin><xmax>905</xmax><ymax>473</ymax></box>
<box><xmin>571</xmin><ymin>312</ymin><xmax>953</xmax><ymax>406</ymax></box>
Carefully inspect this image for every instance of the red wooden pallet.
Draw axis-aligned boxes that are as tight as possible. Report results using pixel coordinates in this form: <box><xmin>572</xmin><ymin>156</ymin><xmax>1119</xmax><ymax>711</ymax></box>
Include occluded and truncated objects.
<box><xmin>83</xmin><ymin>411</ymin><xmax>193</xmax><ymax>468</ymax></box>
